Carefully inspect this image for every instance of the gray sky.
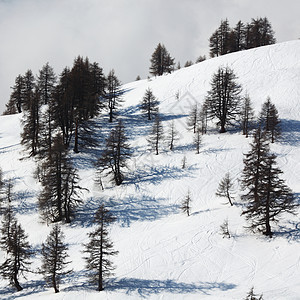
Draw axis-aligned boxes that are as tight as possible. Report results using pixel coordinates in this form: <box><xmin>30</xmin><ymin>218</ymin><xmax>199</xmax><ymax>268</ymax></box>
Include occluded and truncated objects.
<box><xmin>0</xmin><ymin>0</ymin><xmax>299</xmax><ymax>113</ymax></box>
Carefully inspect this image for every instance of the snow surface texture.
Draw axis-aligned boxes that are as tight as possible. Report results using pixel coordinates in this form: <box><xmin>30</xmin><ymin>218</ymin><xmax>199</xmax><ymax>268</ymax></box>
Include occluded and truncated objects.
<box><xmin>0</xmin><ymin>40</ymin><xmax>300</xmax><ymax>299</ymax></box>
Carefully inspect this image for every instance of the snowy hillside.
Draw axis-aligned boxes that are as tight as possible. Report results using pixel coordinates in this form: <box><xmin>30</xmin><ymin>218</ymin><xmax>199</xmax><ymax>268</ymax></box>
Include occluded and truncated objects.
<box><xmin>1</xmin><ymin>40</ymin><xmax>300</xmax><ymax>299</ymax></box>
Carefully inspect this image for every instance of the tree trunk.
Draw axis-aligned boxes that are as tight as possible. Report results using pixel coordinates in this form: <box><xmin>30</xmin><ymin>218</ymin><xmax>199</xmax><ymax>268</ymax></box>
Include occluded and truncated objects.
<box><xmin>13</xmin><ymin>273</ymin><xmax>23</xmax><ymax>291</ymax></box>
<box><xmin>73</xmin><ymin>119</ymin><xmax>79</xmax><ymax>153</ymax></box>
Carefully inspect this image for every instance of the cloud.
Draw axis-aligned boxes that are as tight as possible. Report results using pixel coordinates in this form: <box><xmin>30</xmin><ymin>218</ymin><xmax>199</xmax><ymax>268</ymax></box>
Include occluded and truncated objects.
<box><xmin>0</xmin><ymin>0</ymin><xmax>299</xmax><ymax>113</ymax></box>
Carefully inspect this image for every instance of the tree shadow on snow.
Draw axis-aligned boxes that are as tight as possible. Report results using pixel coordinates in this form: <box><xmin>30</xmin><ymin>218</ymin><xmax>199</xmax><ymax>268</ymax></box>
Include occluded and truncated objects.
<box><xmin>126</xmin><ymin>164</ymin><xmax>196</xmax><ymax>186</ymax></box>
<box><xmin>107</xmin><ymin>277</ymin><xmax>236</xmax><ymax>298</ymax></box>
<box><xmin>279</xmin><ymin>119</ymin><xmax>300</xmax><ymax>147</ymax></box>
<box><xmin>0</xmin><ymin>279</ymin><xmax>46</xmax><ymax>299</ymax></box>
<box><xmin>106</xmin><ymin>195</ymin><xmax>179</xmax><ymax>227</ymax></box>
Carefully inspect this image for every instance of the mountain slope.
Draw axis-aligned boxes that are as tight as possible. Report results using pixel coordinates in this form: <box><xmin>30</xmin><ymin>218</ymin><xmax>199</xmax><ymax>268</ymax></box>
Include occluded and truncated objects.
<box><xmin>0</xmin><ymin>40</ymin><xmax>300</xmax><ymax>299</ymax></box>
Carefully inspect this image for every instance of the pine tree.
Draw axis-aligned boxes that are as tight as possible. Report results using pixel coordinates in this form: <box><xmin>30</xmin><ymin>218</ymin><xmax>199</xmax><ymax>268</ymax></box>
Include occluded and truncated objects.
<box><xmin>199</xmin><ymin>102</ymin><xmax>208</xmax><ymax>134</ymax></box>
<box><xmin>37</xmin><ymin>63</ymin><xmax>57</xmax><ymax>105</ymax></box>
<box><xmin>21</xmin><ymin>88</ymin><xmax>41</xmax><ymax>157</ymax></box>
<box><xmin>0</xmin><ymin>220</ymin><xmax>32</xmax><ymax>291</ymax></box>
<box><xmin>140</xmin><ymin>88</ymin><xmax>159</xmax><ymax>120</ymax></box>
<box><xmin>220</xmin><ymin>218</ymin><xmax>231</xmax><ymax>238</ymax></box>
<box><xmin>83</xmin><ymin>204</ymin><xmax>118</xmax><ymax>291</ymax></box>
<box><xmin>209</xmin><ymin>19</ymin><xmax>231</xmax><ymax>57</ymax></box>
<box><xmin>8</xmin><ymin>74</ymin><xmax>25</xmax><ymax>113</ymax></box>
<box><xmin>187</xmin><ymin>103</ymin><xmax>199</xmax><ymax>133</ymax></box>
<box><xmin>240</xmin><ymin>94</ymin><xmax>255</xmax><ymax>137</ymax></box>
<box><xmin>241</xmin><ymin>128</ymin><xmax>296</xmax><ymax>237</ymax></box>
<box><xmin>105</xmin><ymin>69</ymin><xmax>123</xmax><ymax>123</ymax></box>
<box><xmin>245</xmin><ymin>287</ymin><xmax>263</xmax><ymax>300</ymax></box>
<box><xmin>149</xmin><ymin>43</ymin><xmax>175</xmax><ymax>76</ymax></box>
<box><xmin>247</xmin><ymin>17</ymin><xmax>276</xmax><ymax>48</ymax></box>
<box><xmin>216</xmin><ymin>172</ymin><xmax>235</xmax><ymax>206</ymax></box>
<box><xmin>96</xmin><ymin>121</ymin><xmax>131</xmax><ymax>186</ymax></box>
<box><xmin>41</xmin><ymin>224</ymin><xmax>71</xmax><ymax>293</ymax></box>
<box><xmin>38</xmin><ymin>135</ymin><xmax>83</xmax><ymax>223</ymax></box>
<box><xmin>181</xmin><ymin>190</ymin><xmax>192</xmax><ymax>216</ymax></box>
<box><xmin>147</xmin><ymin>115</ymin><xmax>164</xmax><ymax>155</ymax></box>
<box><xmin>205</xmin><ymin>66</ymin><xmax>242</xmax><ymax>133</ymax></box>
<box><xmin>194</xmin><ymin>126</ymin><xmax>202</xmax><ymax>154</ymax></box>
<box><xmin>167</xmin><ymin>121</ymin><xmax>179</xmax><ymax>151</ymax></box>
<box><xmin>259</xmin><ymin>97</ymin><xmax>280</xmax><ymax>143</ymax></box>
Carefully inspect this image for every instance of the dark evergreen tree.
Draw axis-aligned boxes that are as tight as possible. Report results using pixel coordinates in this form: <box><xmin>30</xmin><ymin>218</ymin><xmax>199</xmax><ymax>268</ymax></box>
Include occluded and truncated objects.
<box><xmin>259</xmin><ymin>97</ymin><xmax>280</xmax><ymax>143</ymax></box>
<box><xmin>196</xmin><ymin>55</ymin><xmax>206</xmax><ymax>63</ymax></box>
<box><xmin>216</xmin><ymin>172</ymin><xmax>235</xmax><ymax>206</ymax></box>
<box><xmin>96</xmin><ymin>121</ymin><xmax>131</xmax><ymax>186</ymax></box>
<box><xmin>245</xmin><ymin>287</ymin><xmax>263</xmax><ymax>300</ymax></box>
<box><xmin>247</xmin><ymin>17</ymin><xmax>276</xmax><ymax>48</ymax></box>
<box><xmin>140</xmin><ymin>88</ymin><xmax>159</xmax><ymax>120</ymax></box>
<box><xmin>0</xmin><ymin>221</ymin><xmax>32</xmax><ymax>291</ymax></box>
<box><xmin>37</xmin><ymin>63</ymin><xmax>57</xmax><ymax>105</ymax></box>
<box><xmin>8</xmin><ymin>74</ymin><xmax>25</xmax><ymax>113</ymax></box>
<box><xmin>38</xmin><ymin>135</ymin><xmax>83</xmax><ymax>223</ymax></box>
<box><xmin>209</xmin><ymin>19</ymin><xmax>231</xmax><ymax>57</ymax></box>
<box><xmin>205</xmin><ymin>66</ymin><xmax>242</xmax><ymax>133</ymax></box>
<box><xmin>52</xmin><ymin>67</ymin><xmax>74</xmax><ymax>148</ymax></box>
<box><xmin>228</xmin><ymin>20</ymin><xmax>246</xmax><ymax>52</ymax></box>
<box><xmin>241</xmin><ymin>128</ymin><xmax>296</xmax><ymax>237</ymax></box>
<box><xmin>149</xmin><ymin>43</ymin><xmax>175</xmax><ymax>76</ymax></box>
<box><xmin>22</xmin><ymin>69</ymin><xmax>35</xmax><ymax>111</ymax></box>
<box><xmin>181</xmin><ymin>190</ymin><xmax>192</xmax><ymax>216</ymax></box>
<box><xmin>21</xmin><ymin>88</ymin><xmax>41</xmax><ymax>157</ymax></box>
<box><xmin>41</xmin><ymin>224</ymin><xmax>71</xmax><ymax>293</ymax></box>
<box><xmin>147</xmin><ymin>115</ymin><xmax>164</xmax><ymax>155</ymax></box>
<box><xmin>83</xmin><ymin>204</ymin><xmax>118</xmax><ymax>291</ymax></box>
<box><xmin>240</xmin><ymin>94</ymin><xmax>255</xmax><ymax>137</ymax></box>
<box><xmin>105</xmin><ymin>69</ymin><xmax>123</xmax><ymax>123</ymax></box>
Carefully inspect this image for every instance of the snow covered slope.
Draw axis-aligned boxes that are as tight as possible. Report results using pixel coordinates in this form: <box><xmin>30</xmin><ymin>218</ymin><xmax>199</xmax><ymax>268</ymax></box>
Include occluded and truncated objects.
<box><xmin>0</xmin><ymin>40</ymin><xmax>300</xmax><ymax>299</ymax></box>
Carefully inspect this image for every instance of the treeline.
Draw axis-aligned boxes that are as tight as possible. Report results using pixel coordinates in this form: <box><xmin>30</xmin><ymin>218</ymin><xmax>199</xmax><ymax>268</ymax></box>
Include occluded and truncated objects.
<box><xmin>209</xmin><ymin>17</ymin><xmax>276</xmax><ymax>57</ymax></box>
<box><xmin>147</xmin><ymin>17</ymin><xmax>275</xmax><ymax>77</ymax></box>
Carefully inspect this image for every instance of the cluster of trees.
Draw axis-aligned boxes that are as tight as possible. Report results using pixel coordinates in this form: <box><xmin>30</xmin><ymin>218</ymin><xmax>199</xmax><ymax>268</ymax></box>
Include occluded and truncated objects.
<box><xmin>0</xmin><ymin>174</ymin><xmax>118</xmax><ymax>292</ymax></box>
<box><xmin>4</xmin><ymin>58</ymin><xmax>123</xmax><ymax>155</ymax></box>
<box><xmin>209</xmin><ymin>17</ymin><xmax>276</xmax><ymax>57</ymax></box>
<box><xmin>183</xmin><ymin>65</ymin><xmax>295</xmax><ymax>238</ymax></box>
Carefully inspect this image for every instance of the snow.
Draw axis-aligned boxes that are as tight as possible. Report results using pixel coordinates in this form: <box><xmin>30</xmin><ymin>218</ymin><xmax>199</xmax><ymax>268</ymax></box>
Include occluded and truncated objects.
<box><xmin>1</xmin><ymin>40</ymin><xmax>300</xmax><ymax>299</ymax></box>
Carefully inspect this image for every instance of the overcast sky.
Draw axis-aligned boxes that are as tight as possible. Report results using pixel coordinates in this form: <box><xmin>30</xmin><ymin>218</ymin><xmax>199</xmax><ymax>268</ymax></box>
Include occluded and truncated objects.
<box><xmin>0</xmin><ymin>0</ymin><xmax>299</xmax><ymax>113</ymax></box>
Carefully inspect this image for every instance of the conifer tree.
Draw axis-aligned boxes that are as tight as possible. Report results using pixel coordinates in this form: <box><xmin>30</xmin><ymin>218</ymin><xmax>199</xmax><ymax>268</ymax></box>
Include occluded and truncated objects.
<box><xmin>187</xmin><ymin>103</ymin><xmax>199</xmax><ymax>133</ymax></box>
<box><xmin>83</xmin><ymin>204</ymin><xmax>118</xmax><ymax>291</ymax></box>
<box><xmin>8</xmin><ymin>74</ymin><xmax>25</xmax><ymax>113</ymax></box>
<box><xmin>37</xmin><ymin>63</ymin><xmax>57</xmax><ymax>105</ymax></box>
<box><xmin>21</xmin><ymin>88</ymin><xmax>42</xmax><ymax>157</ymax></box>
<box><xmin>167</xmin><ymin>121</ymin><xmax>179</xmax><ymax>151</ymax></box>
<box><xmin>96</xmin><ymin>121</ymin><xmax>131</xmax><ymax>186</ymax></box>
<box><xmin>205</xmin><ymin>66</ymin><xmax>242</xmax><ymax>133</ymax></box>
<box><xmin>194</xmin><ymin>126</ymin><xmax>202</xmax><ymax>154</ymax></box>
<box><xmin>259</xmin><ymin>97</ymin><xmax>280</xmax><ymax>143</ymax></box>
<box><xmin>181</xmin><ymin>190</ymin><xmax>192</xmax><ymax>216</ymax></box>
<box><xmin>240</xmin><ymin>94</ymin><xmax>255</xmax><ymax>137</ymax></box>
<box><xmin>41</xmin><ymin>224</ymin><xmax>71</xmax><ymax>293</ymax></box>
<box><xmin>216</xmin><ymin>172</ymin><xmax>235</xmax><ymax>206</ymax></box>
<box><xmin>149</xmin><ymin>43</ymin><xmax>175</xmax><ymax>76</ymax></box>
<box><xmin>105</xmin><ymin>69</ymin><xmax>123</xmax><ymax>123</ymax></box>
<box><xmin>0</xmin><ymin>220</ymin><xmax>32</xmax><ymax>291</ymax></box>
<box><xmin>241</xmin><ymin>128</ymin><xmax>296</xmax><ymax>237</ymax></box>
<box><xmin>38</xmin><ymin>135</ymin><xmax>83</xmax><ymax>223</ymax></box>
<box><xmin>140</xmin><ymin>88</ymin><xmax>159</xmax><ymax>120</ymax></box>
<box><xmin>147</xmin><ymin>115</ymin><xmax>164</xmax><ymax>155</ymax></box>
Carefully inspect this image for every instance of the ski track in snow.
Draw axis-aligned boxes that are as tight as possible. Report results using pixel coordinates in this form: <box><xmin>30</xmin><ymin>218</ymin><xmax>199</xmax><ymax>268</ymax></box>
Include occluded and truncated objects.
<box><xmin>1</xmin><ymin>40</ymin><xmax>300</xmax><ymax>299</ymax></box>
